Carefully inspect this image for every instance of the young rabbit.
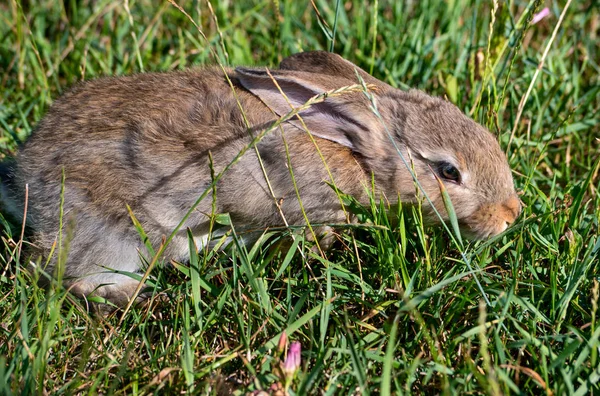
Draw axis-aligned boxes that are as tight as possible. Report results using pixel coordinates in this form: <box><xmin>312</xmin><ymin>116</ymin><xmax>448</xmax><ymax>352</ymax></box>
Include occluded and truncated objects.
<box><xmin>3</xmin><ymin>51</ymin><xmax>520</xmax><ymax>307</ymax></box>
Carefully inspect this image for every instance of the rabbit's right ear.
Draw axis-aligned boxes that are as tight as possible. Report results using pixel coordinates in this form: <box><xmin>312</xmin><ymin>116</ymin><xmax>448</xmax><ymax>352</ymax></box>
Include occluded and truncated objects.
<box><xmin>236</xmin><ymin>67</ymin><xmax>382</xmax><ymax>151</ymax></box>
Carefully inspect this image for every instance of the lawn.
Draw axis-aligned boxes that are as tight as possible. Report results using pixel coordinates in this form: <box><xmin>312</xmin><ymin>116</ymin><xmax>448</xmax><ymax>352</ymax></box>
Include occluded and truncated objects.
<box><xmin>1</xmin><ymin>0</ymin><xmax>599</xmax><ymax>394</ymax></box>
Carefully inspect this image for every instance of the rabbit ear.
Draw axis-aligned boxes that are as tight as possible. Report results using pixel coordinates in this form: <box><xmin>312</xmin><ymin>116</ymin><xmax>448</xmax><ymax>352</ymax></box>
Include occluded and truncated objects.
<box><xmin>279</xmin><ymin>51</ymin><xmax>392</xmax><ymax>92</ymax></box>
<box><xmin>236</xmin><ymin>67</ymin><xmax>378</xmax><ymax>150</ymax></box>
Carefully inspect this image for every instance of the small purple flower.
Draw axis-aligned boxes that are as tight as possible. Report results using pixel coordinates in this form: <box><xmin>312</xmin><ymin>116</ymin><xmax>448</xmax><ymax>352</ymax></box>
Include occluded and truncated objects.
<box><xmin>532</xmin><ymin>7</ymin><xmax>550</xmax><ymax>24</ymax></box>
<box><xmin>282</xmin><ymin>341</ymin><xmax>301</xmax><ymax>376</ymax></box>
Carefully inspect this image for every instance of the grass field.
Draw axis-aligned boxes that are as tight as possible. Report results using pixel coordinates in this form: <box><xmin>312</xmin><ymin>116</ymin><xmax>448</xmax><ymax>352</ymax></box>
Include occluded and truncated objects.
<box><xmin>1</xmin><ymin>0</ymin><xmax>599</xmax><ymax>394</ymax></box>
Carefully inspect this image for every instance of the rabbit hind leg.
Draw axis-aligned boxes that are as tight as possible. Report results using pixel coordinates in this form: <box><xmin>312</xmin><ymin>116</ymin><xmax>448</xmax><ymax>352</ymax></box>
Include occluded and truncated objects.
<box><xmin>71</xmin><ymin>276</ymin><xmax>160</xmax><ymax>315</ymax></box>
<box><xmin>68</xmin><ymin>276</ymin><xmax>147</xmax><ymax>313</ymax></box>
<box><xmin>59</xmin><ymin>231</ymin><xmax>152</xmax><ymax>312</ymax></box>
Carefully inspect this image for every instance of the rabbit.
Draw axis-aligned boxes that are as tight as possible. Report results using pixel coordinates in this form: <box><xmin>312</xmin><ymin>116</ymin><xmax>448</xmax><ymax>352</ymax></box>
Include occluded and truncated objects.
<box><xmin>2</xmin><ymin>51</ymin><xmax>521</xmax><ymax>308</ymax></box>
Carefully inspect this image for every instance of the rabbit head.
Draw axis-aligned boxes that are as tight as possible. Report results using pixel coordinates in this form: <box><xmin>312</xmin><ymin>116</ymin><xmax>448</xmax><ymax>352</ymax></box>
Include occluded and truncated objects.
<box><xmin>236</xmin><ymin>52</ymin><xmax>520</xmax><ymax>239</ymax></box>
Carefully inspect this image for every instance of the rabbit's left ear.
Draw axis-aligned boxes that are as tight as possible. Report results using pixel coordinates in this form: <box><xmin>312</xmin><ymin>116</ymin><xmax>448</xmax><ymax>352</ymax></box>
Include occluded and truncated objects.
<box><xmin>236</xmin><ymin>67</ymin><xmax>380</xmax><ymax>151</ymax></box>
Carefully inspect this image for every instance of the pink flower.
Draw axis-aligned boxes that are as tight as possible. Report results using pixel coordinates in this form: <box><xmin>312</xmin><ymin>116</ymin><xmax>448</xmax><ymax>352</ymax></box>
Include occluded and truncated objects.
<box><xmin>281</xmin><ymin>341</ymin><xmax>301</xmax><ymax>376</ymax></box>
<box><xmin>532</xmin><ymin>7</ymin><xmax>551</xmax><ymax>24</ymax></box>
<box><xmin>277</xmin><ymin>331</ymin><xmax>288</xmax><ymax>354</ymax></box>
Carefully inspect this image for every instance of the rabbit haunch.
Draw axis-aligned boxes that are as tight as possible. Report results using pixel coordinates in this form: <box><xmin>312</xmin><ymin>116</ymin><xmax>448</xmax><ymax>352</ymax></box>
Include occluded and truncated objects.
<box><xmin>7</xmin><ymin>51</ymin><xmax>520</xmax><ymax>307</ymax></box>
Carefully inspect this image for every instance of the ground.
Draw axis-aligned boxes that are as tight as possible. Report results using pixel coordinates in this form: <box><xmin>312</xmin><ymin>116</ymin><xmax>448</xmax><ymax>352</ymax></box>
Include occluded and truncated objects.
<box><xmin>0</xmin><ymin>0</ymin><xmax>599</xmax><ymax>394</ymax></box>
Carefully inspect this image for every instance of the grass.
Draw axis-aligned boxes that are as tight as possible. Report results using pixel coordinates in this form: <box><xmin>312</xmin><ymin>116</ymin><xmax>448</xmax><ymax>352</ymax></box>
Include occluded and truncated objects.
<box><xmin>0</xmin><ymin>0</ymin><xmax>599</xmax><ymax>394</ymax></box>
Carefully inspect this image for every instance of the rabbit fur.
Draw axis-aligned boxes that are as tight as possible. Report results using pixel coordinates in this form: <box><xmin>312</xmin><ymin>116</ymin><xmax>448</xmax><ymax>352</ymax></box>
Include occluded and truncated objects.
<box><xmin>3</xmin><ymin>51</ymin><xmax>520</xmax><ymax>307</ymax></box>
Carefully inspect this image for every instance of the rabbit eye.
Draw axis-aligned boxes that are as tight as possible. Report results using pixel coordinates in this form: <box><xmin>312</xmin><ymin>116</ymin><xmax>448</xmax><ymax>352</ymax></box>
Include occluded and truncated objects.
<box><xmin>439</xmin><ymin>163</ymin><xmax>461</xmax><ymax>183</ymax></box>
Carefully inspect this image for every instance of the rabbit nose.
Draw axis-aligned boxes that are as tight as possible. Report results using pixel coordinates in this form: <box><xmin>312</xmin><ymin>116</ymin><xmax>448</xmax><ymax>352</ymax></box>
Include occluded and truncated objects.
<box><xmin>502</xmin><ymin>195</ymin><xmax>521</xmax><ymax>225</ymax></box>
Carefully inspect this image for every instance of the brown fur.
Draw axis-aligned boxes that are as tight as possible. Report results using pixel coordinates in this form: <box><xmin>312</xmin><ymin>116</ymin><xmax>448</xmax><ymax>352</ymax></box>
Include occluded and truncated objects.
<box><xmin>4</xmin><ymin>51</ymin><xmax>520</xmax><ymax>306</ymax></box>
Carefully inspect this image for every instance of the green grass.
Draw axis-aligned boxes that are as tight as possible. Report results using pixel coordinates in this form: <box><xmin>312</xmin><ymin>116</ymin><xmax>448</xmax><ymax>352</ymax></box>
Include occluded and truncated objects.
<box><xmin>1</xmin><ymin>0</ymin><xmax>599</xmax><ymax>394</ymax></box>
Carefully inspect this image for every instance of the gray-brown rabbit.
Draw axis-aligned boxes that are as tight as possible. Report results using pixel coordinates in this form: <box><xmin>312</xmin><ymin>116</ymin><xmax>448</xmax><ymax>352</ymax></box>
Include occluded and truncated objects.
<box><xmin>3</xmin><ymin>51</ymin><xmax>520</xmax><ymax>307</ymax></box>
